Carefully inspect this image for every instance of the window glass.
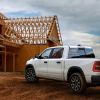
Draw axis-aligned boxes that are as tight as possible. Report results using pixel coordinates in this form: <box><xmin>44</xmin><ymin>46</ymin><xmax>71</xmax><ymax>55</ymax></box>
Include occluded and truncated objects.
<box><xmin>68</xmin><ymin>48</ymin><xmax>79</xmax><ymax>58</ymax></box>
<box><xmin>41</xmin><ymin>49</ymin><xmax>52</xmax><ymax>59</ymax></box>
<box><xmin>85</xmin><ymin>48</ymin><xmax>95</xmax><ymax>58</ymax></box>
<box><xmin>78</xmin><ymin>48</ymin><xmax>85</xmax><ymax>57</ymax></box>
<box><xmin>50</xmin><ymin>48</ymin><xmax>64</xmax><ymax>58</ymax></box>
<box><xmin>68</xmin><ymin>48</ymin><xmax>95</xmax><ymax>58</ymax></box>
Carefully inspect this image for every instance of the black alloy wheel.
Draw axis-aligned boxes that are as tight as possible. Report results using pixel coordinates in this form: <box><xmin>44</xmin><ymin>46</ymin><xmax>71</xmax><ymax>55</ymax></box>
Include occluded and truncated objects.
<box><xmin>69</xmin><ymin>73</ymin><xmax>86</xmax><ymax>94</ymax></box>
<box><xmin>25</xmin><ymin>67</ymin><xmax>37</xmax><ymax>82</ymax></box>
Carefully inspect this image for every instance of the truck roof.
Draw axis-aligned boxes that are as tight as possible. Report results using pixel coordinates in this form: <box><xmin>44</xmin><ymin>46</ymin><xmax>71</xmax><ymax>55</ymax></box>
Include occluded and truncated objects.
<box><xmin>48</xmin><ymin>45</ymin><xmax>92</xmax><ymax>49</ymax></box>
<box><xmin>69</xmin><ymin>45</ymin><xmax>92</xmax><ymax>49</ymax></box>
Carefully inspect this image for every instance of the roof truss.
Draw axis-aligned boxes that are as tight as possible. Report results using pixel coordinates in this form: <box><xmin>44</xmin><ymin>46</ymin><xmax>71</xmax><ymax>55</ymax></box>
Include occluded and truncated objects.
<box><xmin>0</xmin><ymin>13</ymin><xmax>62</xmax><ymax>47</ymax></box>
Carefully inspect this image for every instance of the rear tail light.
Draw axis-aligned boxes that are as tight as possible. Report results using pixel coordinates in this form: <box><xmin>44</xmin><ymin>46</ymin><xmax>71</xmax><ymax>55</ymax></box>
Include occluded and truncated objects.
<box><xmin>93</xmin><ymin>61</ymin><xmax>100</xmax><ymax>72</ymax></box>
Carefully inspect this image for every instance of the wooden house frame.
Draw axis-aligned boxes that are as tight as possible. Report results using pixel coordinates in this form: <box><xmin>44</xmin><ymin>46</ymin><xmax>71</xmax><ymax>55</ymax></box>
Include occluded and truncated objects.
<box><xmin>0</xmin><ymin>13</ymin><xmax>62</xmax><ymax>72</ymax></box>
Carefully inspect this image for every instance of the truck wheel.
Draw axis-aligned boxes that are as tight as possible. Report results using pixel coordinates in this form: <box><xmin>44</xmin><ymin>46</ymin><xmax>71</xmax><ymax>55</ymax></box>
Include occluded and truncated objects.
<box><xmin>69</xmin><ymin>73</ymin><xmax>86</xmax><ymax>94</ymax></box>
<box><xmin>25</xmin><ymin>67</ymin><xmax>38</xmax><ymax>82</ymax></box>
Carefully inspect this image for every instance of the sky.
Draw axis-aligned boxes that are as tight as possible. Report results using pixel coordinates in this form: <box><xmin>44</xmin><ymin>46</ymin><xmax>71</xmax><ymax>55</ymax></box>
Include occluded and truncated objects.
<box><xmin>0</xmin><ymin>0</ymin><xmax>100</xmax><ymax>58</ymax></box>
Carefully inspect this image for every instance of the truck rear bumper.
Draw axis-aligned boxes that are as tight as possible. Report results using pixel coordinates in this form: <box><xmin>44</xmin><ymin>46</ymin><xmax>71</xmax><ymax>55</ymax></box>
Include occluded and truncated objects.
<box><xmin>91</xmin><ymin>75</ymin><xmax>100</xmax><ymax>86</ymax></box>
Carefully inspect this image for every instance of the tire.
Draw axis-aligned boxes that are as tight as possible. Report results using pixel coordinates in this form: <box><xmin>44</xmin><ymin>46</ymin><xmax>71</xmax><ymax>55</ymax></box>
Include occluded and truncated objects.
<box><xmin>25</xmin><ymin>67</ymin><xmax>38</xmax><ymax>83</ymax></box>
<box><xmin>69</xmin><ymin>73</ymin><xmax>86</xmax><ymax>94</ymax></box>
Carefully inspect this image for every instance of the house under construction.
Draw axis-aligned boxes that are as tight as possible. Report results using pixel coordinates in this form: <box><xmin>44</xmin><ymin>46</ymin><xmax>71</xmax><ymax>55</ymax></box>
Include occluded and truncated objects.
<box><xmin>0</xmin><ymin>13</ymin><xmax>62</xmax><ymax>72</ymax></box>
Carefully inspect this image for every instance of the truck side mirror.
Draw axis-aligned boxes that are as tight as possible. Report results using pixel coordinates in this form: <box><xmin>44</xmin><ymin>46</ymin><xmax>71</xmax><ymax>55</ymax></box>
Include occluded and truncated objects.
<box><xmin>35</xmin><ymin>54</ymin><xmax>43</xmax><ymax>59</ymax></box>
<box><xmin>35</xmin><ymin>55</ymin><xmax>39</xmax><ymax>58</ymax></box>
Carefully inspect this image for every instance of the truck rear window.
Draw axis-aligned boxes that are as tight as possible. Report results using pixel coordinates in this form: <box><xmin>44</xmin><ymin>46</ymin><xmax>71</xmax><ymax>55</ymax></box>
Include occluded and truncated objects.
<box><xmin>68</xmin><ymin>48</ymin><xmax>95</xmax><ymax>58</ymax></box>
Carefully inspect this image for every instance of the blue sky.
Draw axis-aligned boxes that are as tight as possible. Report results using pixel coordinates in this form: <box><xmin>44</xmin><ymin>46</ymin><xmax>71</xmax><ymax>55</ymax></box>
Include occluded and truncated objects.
<box><xmin>0</xmin><ymin>0</ymin><xmax>100</xmax><ymax>57</ymax></box>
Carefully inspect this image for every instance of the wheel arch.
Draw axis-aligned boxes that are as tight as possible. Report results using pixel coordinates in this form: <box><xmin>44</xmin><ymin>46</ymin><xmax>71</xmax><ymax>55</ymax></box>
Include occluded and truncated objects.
<box><xmin>25</xmin><ymin>64</ymin><xmax>34</xmax><ymax>70</ymax></box>
<box><xmin>67</xmin><ymin>66</ymin><xmax>85</xmax><ymax>82</ymax></box>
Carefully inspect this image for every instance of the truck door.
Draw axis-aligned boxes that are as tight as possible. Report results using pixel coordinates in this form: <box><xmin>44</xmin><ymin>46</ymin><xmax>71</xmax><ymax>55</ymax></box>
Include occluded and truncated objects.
<box><xmin>47</xmin><ymin>48</ymin><xmax>64</xmax><ymax>80</ymax></box>
<box><xmin>35</xmin><ymin>48</ymin><xmax>52</xmax><ymax>78</ymax></box>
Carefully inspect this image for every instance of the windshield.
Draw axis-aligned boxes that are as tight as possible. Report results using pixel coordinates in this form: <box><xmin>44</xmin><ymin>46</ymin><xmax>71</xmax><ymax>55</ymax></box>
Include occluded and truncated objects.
<box><xmin>68</xmin><ymin>48</ymin><xmax>95</xmax><ymax>58</ymax></box>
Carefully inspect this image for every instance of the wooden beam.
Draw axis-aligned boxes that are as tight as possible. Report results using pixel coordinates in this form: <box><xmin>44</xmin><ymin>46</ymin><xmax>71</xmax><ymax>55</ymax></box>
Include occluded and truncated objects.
<box><xmin>4</xmin><ymin>46</ymin><xmax>6</xmax><ymax>72</ymax></box>
<box><xmin>13</xmin><ymin>53</ymin><xmax>15</xmax><ymax>72</ymax></box>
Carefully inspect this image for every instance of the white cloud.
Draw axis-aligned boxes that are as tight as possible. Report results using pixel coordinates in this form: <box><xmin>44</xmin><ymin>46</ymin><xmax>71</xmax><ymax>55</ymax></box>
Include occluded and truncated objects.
<box><xmin>0</xmin><ymin>0</ymin><xmax>32</xmax><ymax>13</ymax></box>
<box><xmin>0</xmin><ymin>0</ymin><xmax>100</xmax><ymax>58</ymax></box>
<box><xmin>62</xmin><ymin>31</ymin><xmax>100</xmax><ymax>45</ymax></box>
<box><xmin>1</xmin><ymin>0</ymin><xmax>100</xmax><ymax>35</ymax></box>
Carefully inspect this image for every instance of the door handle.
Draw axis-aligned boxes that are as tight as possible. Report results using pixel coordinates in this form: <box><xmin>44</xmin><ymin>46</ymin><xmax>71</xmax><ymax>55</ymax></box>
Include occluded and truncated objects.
<box><xmin>56</xmin><ymin>61</ymin><xmax>61</xmax><ymax>64</ymax></box>
<box><xmin>44</xmin><ymin>61</ymin><xmax>48</xmax><ymax>63</ymax></box>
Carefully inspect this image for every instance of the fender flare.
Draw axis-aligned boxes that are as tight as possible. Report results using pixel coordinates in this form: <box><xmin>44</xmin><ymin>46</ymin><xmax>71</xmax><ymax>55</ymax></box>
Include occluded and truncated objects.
<box><xmin>67</xmin><ymin>66</ymin><xmax>85</xmax><ymax>82</ymax></box>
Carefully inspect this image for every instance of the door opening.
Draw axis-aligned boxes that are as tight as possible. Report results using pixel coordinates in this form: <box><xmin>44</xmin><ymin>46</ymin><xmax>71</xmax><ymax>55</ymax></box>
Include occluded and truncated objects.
<box><xmin>0</xmin><ymin>25</ymin><xmax>2</xmax><ymax>34</ymax></box>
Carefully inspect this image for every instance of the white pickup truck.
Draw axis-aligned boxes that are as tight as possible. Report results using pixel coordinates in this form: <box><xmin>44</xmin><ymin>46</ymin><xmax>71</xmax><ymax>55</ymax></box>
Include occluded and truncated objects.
<box><xmin>25</xmin><ymin>45</ymin><xmax>100</xmax><ymax>93</ymax></box>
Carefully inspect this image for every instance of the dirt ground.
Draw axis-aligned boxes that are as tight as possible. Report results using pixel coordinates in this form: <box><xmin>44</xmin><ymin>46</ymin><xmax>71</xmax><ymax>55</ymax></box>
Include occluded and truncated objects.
<box><xmin>0</xmin><ymin>73</ymin><xmax>99</xmax><ymax>100</ymax></box>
